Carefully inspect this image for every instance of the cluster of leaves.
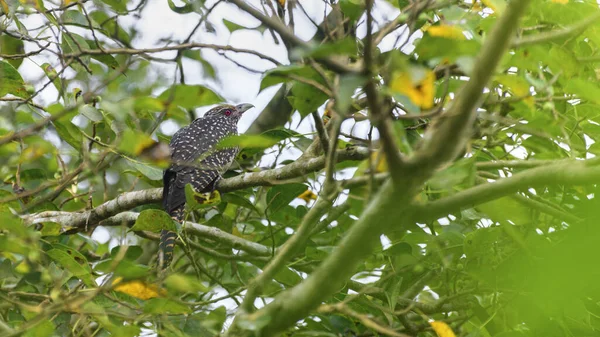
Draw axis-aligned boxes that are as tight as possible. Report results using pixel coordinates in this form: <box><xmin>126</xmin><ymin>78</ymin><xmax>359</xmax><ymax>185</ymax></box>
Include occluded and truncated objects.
<box><xmin>2</xmin><ymin>0</ymin><xmax>600</xmax><ymax>336</ymax></box>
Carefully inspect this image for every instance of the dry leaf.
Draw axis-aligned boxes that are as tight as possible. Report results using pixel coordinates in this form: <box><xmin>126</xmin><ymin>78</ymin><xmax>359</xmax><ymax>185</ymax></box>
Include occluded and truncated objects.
<box><xmin>430</xmin><ymin>321</ymin><xmax>457</xmax><ymax>337</ymax></box>
<box><xmin>427</xmin><ymin>25</ymin><xmax>466</xmax><ymax>40</ymax></box>
<box><xmin>113</xmin><ymin>277</ymin><xmax>164</xmax><ymax>300</ymax></box>
<box><xmin>390</xmin><ymin>69</ymin><xmax>435</xmax><ymax>109</ymax></box>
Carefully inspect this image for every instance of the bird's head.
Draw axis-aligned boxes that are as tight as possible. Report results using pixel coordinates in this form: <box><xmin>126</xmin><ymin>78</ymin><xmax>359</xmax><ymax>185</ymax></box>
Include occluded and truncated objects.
<box><xmin>204</xmin><ymin>103</ymin><xmax>254</xmax><ymax>120</ymax></box>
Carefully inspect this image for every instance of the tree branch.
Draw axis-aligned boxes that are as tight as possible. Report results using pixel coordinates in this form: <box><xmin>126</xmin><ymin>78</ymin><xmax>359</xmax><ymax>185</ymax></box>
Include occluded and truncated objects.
<box><xmin>512</xmin><ymin>11</ymin><xmax>600</xmax><ymax>48</ymax></box>
<box><xmin>230</xmin><ymin>1</ymin><xmax>532</xmax><ymax>335</ymax></box>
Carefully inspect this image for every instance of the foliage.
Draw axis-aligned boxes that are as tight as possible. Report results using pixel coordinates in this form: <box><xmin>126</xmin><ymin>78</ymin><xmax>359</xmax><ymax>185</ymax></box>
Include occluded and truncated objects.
<box><xmin>1</xmin><ymin>0</ymin><xmax>600</xmax><ymax>336</ymax></box>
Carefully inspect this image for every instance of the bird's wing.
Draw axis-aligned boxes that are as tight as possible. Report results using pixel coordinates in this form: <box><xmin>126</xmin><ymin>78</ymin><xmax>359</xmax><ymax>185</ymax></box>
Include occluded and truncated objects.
<box><xmin>162</xmin><ymin>116</ymin><xmax>238</xmax><ymax>212</ymax></box>
<box><xmin>169</xmin><ymin>116</ymin><xmax>237</xmax><ymax>167</ymax></box>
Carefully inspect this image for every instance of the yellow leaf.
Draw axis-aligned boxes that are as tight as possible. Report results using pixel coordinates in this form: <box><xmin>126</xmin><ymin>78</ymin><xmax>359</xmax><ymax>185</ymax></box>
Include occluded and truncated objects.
<box><xmin>481</xmin><ymin>0</ymin><xmax>506</xmax><ymax>14</ymax></box>
<box><xmin>323</xmin><ymin>109</ymin><xmax>332</xmax><ymax>125</ymax></box>
<box><xmin>390</xmin><ymin>69</ymin><xmax>435</xmax><ymax>109</ymax></box>
<box><xmin>430</xmin><ymin>321</ymin><xmax>457</xmax><ymax>337</ymax></box>
<box><xmin>277</xmin><ymin>0</ymin><xmax>285</xmax><ymax>6</ymax></box>
<box><xmin>551</xmin><ymin>0</ymin><xmax>568</xmax><ymax>3</ymax></box>
<box><xmin>427</xmin><ymin>25</ymin><xmax>465</xmax><ymax>40</ymax></box>
<box><xmin>0</xmin><ymin>0</ymin><xmax>9</xmax><ymax>14</ymax></box>
<box><xmin>113</xmin><ymin>278</ymin><xmax>164</xmax><ymax>300</ymax></box>
<box><xmin>371</xmin><ymin>150</ymin><xmax>388</xmax><ymax>173</ymax></box>
<box><xmin>297</xmin><ymin>190</ymin><xmax>317</xmax><ymax>202</ymax></box>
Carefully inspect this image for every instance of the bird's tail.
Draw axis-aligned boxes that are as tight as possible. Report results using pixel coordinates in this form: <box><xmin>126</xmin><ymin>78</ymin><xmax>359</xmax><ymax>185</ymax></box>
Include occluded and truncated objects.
<box><xmin>158</xmin><ymin>205</ymin><xmax>184</xmax><ymax>270</ymax></box>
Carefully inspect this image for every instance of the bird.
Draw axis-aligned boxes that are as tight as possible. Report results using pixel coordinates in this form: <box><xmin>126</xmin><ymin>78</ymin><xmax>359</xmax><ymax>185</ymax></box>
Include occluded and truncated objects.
<box><xmin>159</xmin><ymin>103</ymin><xmax>254</xmax><ymax>269</ymax></box>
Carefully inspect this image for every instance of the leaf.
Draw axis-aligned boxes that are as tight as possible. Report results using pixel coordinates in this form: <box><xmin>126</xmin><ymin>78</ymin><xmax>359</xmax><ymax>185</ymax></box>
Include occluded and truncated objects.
<box><xmin>96</xmin><ymin>259</ymin><xmax>150</xmax><ymax>279</ymax></box>
<box><xmin>297</xmin><ymin>190</ymin><xmax>317</xmax><ymax>202</ymax></box>
<box><xmin>46</xmin><ymin>247</ymin><xmax>96</xmax><ymax>286</ymax></box>
<box><xmin>390</xmin><ymin>67</ymin><xmax>435</xmax><ymax>110</ymax></box>
<box><xmin>158</xmin><ymin>84</ymin><xmax>222</xmax><ymax>110</ymax></box>
<box><xmin>0</xmin><ymin>34</ymin><xmax>25</xmax><ymax>69</ymax></box>
<box><xmin>289</xmin><ymin>82</ymin><xmax>329</xmax><ymax>117</ymax></box>
<box><xmin>266</xmin><ymin>184</ymin><xmax>308</xmax><ymax>215</ymax></box>
<box><xmin>113</xmin><ymin>278</ymin><xmax>163</xmax><ymax>300</ymax></box>
<box><xmin>61</xmin><ymin>33</ymin><xmax>90</xmax><ymax>71</ymax></box>
<box><xmin>86</xmin><ymin>40</ymin><xmax>119</xmax><ymax>69</ymax></box>
<box><xmin>337</xmin><ymin>74</ymin><xmax>366</xmax><ymax>112</ymax></box>
<box><xmin>125</xmin><ymin>160</ymin><xmax>163</xmax><ymax>181</ymax></box>
<box><xmin>221</xmin><ymin>193</ymin><xmax>259</xmax><ymax>213</ymax></box>
<box><xmin>118</xmin><ymin>129</ymin><xmax>155</xmax><ymax>156</ymax></box>
<box><xmin>185</xmin><ymin>186</ymin><xmax>221</xmax><ymax>211</ymax></box>
<box><xmin>477</xmin><ymin>196</ymin><xmax>532</xmax><ymax>225</ymax></box>
<box><xmin>167</xmin><ymin>0</ymin><xmax>193</xmax><ymax>13</ymax></box>
<box><xmin>143</xmin><ymin>298</ymin><xmax>191</xmax><ymax>314</ymax></box>
<box><xmin>41</xmin><ymin>63</ymin><xmax>63</xmax><ymax>95</ymax></box>
<box><xmin>427</xmin><ymin>24</ymin><xmax>466</xmax><ymax>40</ymax></box>
<box><xmin>0</xmin><ymin>60</ymin><xmax>27</xmax><ymax>98</ymax></box>
<box><xmin>164</xmin><ymin>273</ymin><xmax>210</xmax><ymax>293</ymax></box>
<box><xmin>260</xmin><ymin>65</ymin><xmax>317</xmax><ymax>91</ymax></box>
<box><xmin>428</xmin><ymin>157</ymin><xmax>475</xmax><ymax>191</ymax></box>
<box><xmin>101</xmin><ymin>0</ymin><xmax>128</xmax><ymax>14</ymax></box>
<box><xmin>295</xmin><ymin>38</ymin><xmax>358</xmax><ymax>59</ymax></box>
<box><xmin>110</xmin><ymin>245</ymin><xmax>143</xmax><ymax>260</ymax></box>
<box><xmin>52</xmin><ymin>120</ymin><xmax>81</xmax><ymax>150</ymax></box>
<box><xmin>79</xmin><ymin>105</ymin><xmax>104</xmax><ymax>122</ymax></box>
<box><xmin>217</xmin><ymin>134</ymin><xmax>279</xmax><ymax>149</ymax></box>
<box><xmin>131</xmin><ymin>209</ymin><xmax>177</xmax><ymax>233</ymax></box>
<box><xmin>415</xmin><ymin>34</ymin><xmax>480</xmax><ymax>62</ymax></box>
<box><xmin>430</xmin><ymin>321</ymin><xmax>457</xmax><ymax>337</ymax></box>
<box><xmin>61</xmin><ymin>10</ymin><xmax>98</xmax><ymax>28</ymax></box>
<box><xmin>222</xmin><ymin>18</ymin><xmax>249</xmax><ymax>33</ymax></box>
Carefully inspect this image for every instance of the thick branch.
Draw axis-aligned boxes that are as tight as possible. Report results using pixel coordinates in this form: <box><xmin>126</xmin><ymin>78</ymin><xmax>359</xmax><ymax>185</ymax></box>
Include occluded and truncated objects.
<box><xmin>233</xmin><ymin>1</ymin><xmax>532</xmax><ymax>335</ymax></box>
<box><xmin>410</xmin><ymin>159</ymin><xmax>599</xmax><ymax>224</ymax></box>
<box><xmin>23</xmin><ymin>147</ymin><xmax>370</xmax><ymax>230</ymax></box>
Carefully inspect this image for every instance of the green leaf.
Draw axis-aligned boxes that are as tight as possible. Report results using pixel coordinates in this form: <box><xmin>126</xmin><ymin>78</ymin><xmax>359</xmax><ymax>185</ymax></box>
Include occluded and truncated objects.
<box><xmin>415</xmin><ymin>35</ymin><xmax>480</xmax><ymax>62</ymax></box>
<box><xmin>167</xmin><ymin>0</ymin><xmax>193</xmax><ymax>13</ymax></box>
<box><xmin>164</xmin><ymin>273</ymin><xmax>210</xmax><ymax>293</ymax></box>
<box><xmin>23</xmin><ymin>320</ymin><xmax>54</xmax><ymax>337</ymax></box>
<box><xmin>61</xmin><ymin>10</ymin><xmax>99</xmax><ymax>28</ymax></box>
<box><xmin>41</xmin><ymin>63</ymin><xmax>63</xmax><ymax>95</ymax></box>
<box><xmin>428</xmin><ymin>157</ymin><xmax>475</xmax><ymax>191</ymax></box>
<box><xmin>294</xmin><ymin>38</ymin><xmax>358</xmax><ymax>59</ymax></box>
<box><xmin>47</xmin><ymin>247</ymin><xmax>96</xmax><ymax>286</ymax></box>
<box><xmin>131</xmin><ymin>209</ymin><xmax>177</xmax><ymax>233</ymax></box>
<box><xmin>0</xmin><ymin>60</ymin><xmax>27</xmax><ymax>98</ymax></box>
<box><xmin>222</xmin><ymin>18</ymin><xmax>248</xmax><ymax>33</ymax></box>
<box><xmin>101</xmin><ymin>0</ymin><xmax>128</xmax><ymax>14</ymax></box>
<box><xmin>337</xmin><ymin>74</ymin><xmax>366</xmax><ymax>112</ymax></box>
<box><xmin>61</xmin><ymin>33</ymin><xmax>91</xmax><ymax>71</ymax></box>
<box><xmin>0</xmin><ymin>34</ymin><xmax>25</xmax><ymax>69</ymax></box>
<box><xmin>217</xmin><ymin>134</ymin><xmax>279</xmax><ymax>149</ymax></box>
<box><xmin>181</xmin><ymin>50</ymin><xmax>216</xmax><ymax>78</ymax></box>
<box><xmin>86</xmin><ymin>40</ymin><xmax>119</xmax><ymax>69</ymax></box>
<box><xmin>125</xmin><ymin>159</ymin><xmax>163</xmax><ymax>181</ymax></box>
<box><xmin>260</xmin><ymin>65</ymin><xmax>313</xmax><ymax>91</ymax></box>
<box><xmin>118</xmin><ymin>129</ymin><xmax>155</xmax><ymax>155</ymax></box>
<box><xmin>185</xmin><ymin>185</ymin><xmax>221</xmax><ymax>211</ymax></box>
<box><xmin>89</xmin><ymin>11</ymin><xmax>131</xmax><ymax>44</ymax></box>
<box><xmin>158</xmin><ymin>84</ymin><xmax>222</xmax><ymax>110</ymax></box>
<box><xmin>110</xmin><ymin>245</ymin><xmax>143</xmax><ymax>260</ymax></box>
<box><xmin>143</xmin><ymin>298</ymin><xmax>191</xmax><ymax>314</ymax></box>
<box><xmin>289</xmin><ymin>82</ymin><xmax>329</xmax><ymax>117</ymax></box>
<box><xmin>339</xmin><ymin>0</ymin><xmax>364</xmax><ymax>22</ymax></box>
<box><xmin>96</xmin><ymin>259</ymin><xmax>150</xmax><ymax>279</ymax></box>
<box><xmin>80</xmin><ymin>105</ymin><xmax>104</xmax><ymax>122</ymax></box>
<box><xmin>565</xmin><ymin>78</ymin><xmax>600</xmax><ymax>105</ymax></box>
<box><xmin>221</xmin><ymin>193</ymin><xmax>259</xmax><ymax>213</ymax></box>
<box><xmin>52</xmin><ymin>120</ymin><xmax>82</xmax><ymax>151</ymax></box>
<box><xmin>266</xmin><ymin>184</ymin><xmax>308</xmax><ymax>215</ymax></box>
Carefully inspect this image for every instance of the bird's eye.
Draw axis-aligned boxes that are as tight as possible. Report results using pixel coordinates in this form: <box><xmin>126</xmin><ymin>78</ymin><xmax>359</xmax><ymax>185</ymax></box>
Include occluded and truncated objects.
<box><xmin>224</xmin><ymin>109</ymin><xmax>232</xmax><ymax>116</ymax></box>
